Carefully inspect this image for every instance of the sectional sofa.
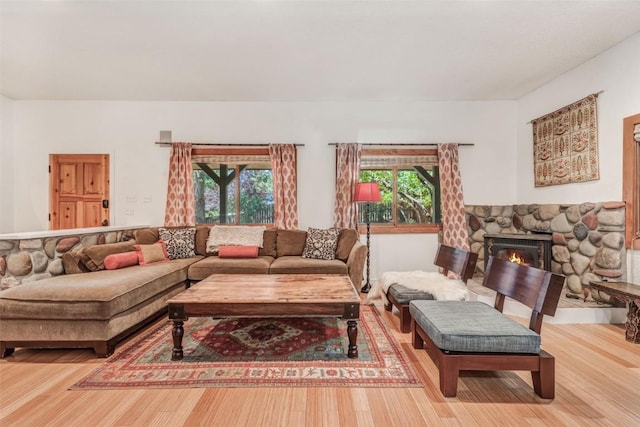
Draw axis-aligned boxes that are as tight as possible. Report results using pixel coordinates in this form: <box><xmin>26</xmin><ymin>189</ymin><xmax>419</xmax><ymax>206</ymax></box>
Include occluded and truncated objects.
<box><xmin>0</xmin><ymin>226</ymin><xmax>367</xmax><ymax>358</ymax></box>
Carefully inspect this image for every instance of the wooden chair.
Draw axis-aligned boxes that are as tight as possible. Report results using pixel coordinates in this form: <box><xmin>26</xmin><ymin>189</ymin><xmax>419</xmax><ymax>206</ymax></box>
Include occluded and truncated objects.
<box><xmin>384</xmin><ymin>244</ymin><xmax>478</xmax><ymax>332</ymax></box>
<box><xmin>410</xmin><ymin>256</ymin><xmax>565</xmax><ymax>399</ymax></box>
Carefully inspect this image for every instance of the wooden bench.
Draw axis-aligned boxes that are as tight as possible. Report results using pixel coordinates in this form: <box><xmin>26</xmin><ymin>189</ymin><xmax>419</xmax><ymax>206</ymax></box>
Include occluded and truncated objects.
<box><xmin>384</xmin><ymin>244</ymin><xmax>478</xmax><ymax>333</ymax></box>
<box><xmin>410</xmin><ymin>256</ymin><xmax>565</xmax><ymax>399</ymax></box>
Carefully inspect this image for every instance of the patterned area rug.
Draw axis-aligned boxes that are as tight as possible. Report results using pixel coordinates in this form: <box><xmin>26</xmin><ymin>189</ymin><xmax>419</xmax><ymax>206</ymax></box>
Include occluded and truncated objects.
<box><xmin>71</xmin><ymin>305</ymin><xmax>422</xmax><ymax>389</ymax></box>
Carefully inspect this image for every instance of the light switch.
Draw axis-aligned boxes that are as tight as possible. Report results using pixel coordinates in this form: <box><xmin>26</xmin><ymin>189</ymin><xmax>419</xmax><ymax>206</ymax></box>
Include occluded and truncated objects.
<box><xmin>143</xmin><ymin>195</ymin><xmax>152</xmax><ymax>203</ymax></box>
<box><xmin>126</xmin><ymin>195</ymin><xmax>137</xmax><ymax>203</ymax></box>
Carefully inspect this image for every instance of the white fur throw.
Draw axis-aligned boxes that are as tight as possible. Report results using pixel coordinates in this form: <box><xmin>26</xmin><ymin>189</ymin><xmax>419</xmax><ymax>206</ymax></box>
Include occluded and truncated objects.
<box><xmin>367</xmin><ymin>270</ymin><xmax>469</xmax><ymax>305</ymax></box>
<box><xmin>206</xmin><ymin>225</ymin><xmax>266</xmax><ymax>253</ymax></box>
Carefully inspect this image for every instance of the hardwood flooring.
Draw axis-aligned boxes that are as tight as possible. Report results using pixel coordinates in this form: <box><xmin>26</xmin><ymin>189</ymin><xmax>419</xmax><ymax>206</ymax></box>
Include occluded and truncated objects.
<box><xmin>1</xmin><ymin>299</ymin><xmax>639</xmax><ymax>426</ymax></box>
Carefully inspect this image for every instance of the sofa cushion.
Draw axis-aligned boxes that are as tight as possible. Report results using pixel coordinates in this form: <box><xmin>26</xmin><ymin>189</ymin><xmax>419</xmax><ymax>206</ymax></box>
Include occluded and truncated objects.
<box><xmin>83</xmin><ymin>241</ymin><xmax>137</xmax><ymax>271</ymax></box>
<box><xmin>259</xmin><ymin>229</ymin><xmax>277</xmax><ymax>257</ymax></box>
<box><xmin>0</xmin><ymin>258</ymin><xmax>199</xmax><ymax>321</ymax></box>
<box><xmin>269</xmin><ymin>256</ymin><xmax>347</xmax><ymax>275</ymax></box>
<box><xmin>336</xmin><ymin>228</ymin><xmax>358</xmax><ymax>261</ymax></box>
<box><xmin>276</xmin><ymin>230</ymin><xmax>307</xmax><ymax>256</ymax></box>
<box><xmin>61</xmin><ymin>249</ymin><xmax>91</xmax><ymax>275</ymax></box>
<box><xmin>302</xmin><ymin>227</ymin><xmax>340</xmax><ymax>260</ymax></box>
<box><xmin>134</xmin><ymin>227</ymin><xmax>159</xmax><ymax>245</ymax></box>
<box><xmin>104</xmin><ymin>251</ymin><xmax>139</xmax><ymax>270</ymax></box>
<box><xmin>159</xmin><ymin>227</ymin><xmax>196</xmax><ymax>259</ymax></box>
<box><xmin>409</xmin><ymin>300</ymin><xmax>541</xmax><ymax>354</ymax></box>
<box><xmin>195</xmin><ymin>225</ymin><xmax>211</xmax><ymax>255</ymax></box>
<box><xmin>187</xmin><ymin>256</ymin><xmax>274</xmax><ymax>280</ymax></box>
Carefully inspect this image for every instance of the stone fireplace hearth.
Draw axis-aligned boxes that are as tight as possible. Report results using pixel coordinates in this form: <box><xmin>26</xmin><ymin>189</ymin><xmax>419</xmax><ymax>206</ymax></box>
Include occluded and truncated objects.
<box><xmin>466</xmin><ymin>202</ymin><xmax>626</xmax><ymax>304</ymax></box>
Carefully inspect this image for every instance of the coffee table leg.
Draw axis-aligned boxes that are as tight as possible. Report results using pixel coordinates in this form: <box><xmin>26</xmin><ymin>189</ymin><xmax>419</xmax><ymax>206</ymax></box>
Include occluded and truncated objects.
<box><xmin>347</xmin><ymin>320</ymin><xmax>358</xmax><ymax>358</ymax></box>
<box><xmin>172</xmin><ymin>320</ymin><xmax>184</xmax><ymax>360</ymax></box>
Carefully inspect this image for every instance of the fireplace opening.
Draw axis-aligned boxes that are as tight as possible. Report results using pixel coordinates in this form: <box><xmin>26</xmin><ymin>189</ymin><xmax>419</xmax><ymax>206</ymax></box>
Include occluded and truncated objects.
<box><xmin>483</xmin><ymin>233</ymin><xmax>552</xmax><ymax>272</ymax></box>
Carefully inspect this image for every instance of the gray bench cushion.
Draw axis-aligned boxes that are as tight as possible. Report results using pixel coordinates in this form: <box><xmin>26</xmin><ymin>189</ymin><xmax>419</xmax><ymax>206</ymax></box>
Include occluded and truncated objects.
<box><xmin>409</xmin><ymin>300</ymin><xmax>541</xmax><ymax>354</ymax></box>
<box><xmin>388</xmin><ymin>284</ymin><xmax>435</xmax><ymax>304</ymax></box>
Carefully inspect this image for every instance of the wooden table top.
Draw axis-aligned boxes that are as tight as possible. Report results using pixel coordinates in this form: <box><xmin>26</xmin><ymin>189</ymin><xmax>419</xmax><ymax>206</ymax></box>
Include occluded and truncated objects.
<box><xmin>168</xmin><ymin>274</ymin><xmax>360</xmax><ymax>305</ymax></box>
<box><xmin>589</xmin><ymin>281</ymin><xmax>640</xmax><ymax>299</ymax></box>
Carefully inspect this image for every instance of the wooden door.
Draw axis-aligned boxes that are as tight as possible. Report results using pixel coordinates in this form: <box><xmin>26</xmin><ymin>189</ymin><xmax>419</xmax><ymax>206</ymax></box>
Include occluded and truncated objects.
<box><xmin>49</xmin><ymin>154</ymin><xmax>110</xmax><ymax>230</ymax></box>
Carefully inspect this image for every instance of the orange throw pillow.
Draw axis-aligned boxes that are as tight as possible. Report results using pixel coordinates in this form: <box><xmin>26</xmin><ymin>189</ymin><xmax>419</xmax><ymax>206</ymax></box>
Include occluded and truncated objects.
<box><xmin>135</xmin><ymin>240</ymin><xmax>170</xmax><ymax>265</ymax></box>
<box><xmin>104</xmin><ymin>251</ymin><xmax>139</xmax><ymax>270</ymax></box>
<box><xmin>218</xmin><ymin>245</ymin><xmax>259</xmax><ymax>258</ymax></box>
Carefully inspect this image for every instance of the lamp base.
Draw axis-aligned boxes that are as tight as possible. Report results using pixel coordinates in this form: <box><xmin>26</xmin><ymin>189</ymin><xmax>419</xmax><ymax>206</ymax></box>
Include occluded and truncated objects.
<box><xmin>360</xmin><ymin>282</ymin><xmax>371</xmax><ymax>293</ymax></box>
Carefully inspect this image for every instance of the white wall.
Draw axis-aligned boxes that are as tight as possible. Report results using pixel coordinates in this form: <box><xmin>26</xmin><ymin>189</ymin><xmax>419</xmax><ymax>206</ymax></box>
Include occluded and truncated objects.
<box><xmin>516</xmin><ymin>32</ymin><xmax>640</xmax><ymax>204</ymax></box>
<box><xmin>517</xmin><ymin>32</ymin><xmax>640</xmax><ymax>284</ymax></box>
<box><xmin>0</xmin><ymin>95</ymin><xmax>15</xmax><ymax>233</ymax></box>
<box><xmin>7</xmin><ymin>100</ymin><xmax>516</xmax><ymax>280</ymax></box>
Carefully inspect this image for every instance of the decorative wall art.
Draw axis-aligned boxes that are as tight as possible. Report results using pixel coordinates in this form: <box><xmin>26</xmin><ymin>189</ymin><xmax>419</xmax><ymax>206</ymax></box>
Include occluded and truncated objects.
<box><xmin>531</xmin><ymin>94</ymin><xmax>599</xmax><ymax>187</ymax></box>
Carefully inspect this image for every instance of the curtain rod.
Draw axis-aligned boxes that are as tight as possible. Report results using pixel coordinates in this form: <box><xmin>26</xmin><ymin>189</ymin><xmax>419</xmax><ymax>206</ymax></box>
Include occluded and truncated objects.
<box><xmin>527</xmin><ymin>90</ymin><xmax>604</xmax><ymax>124</ymax></box>
<box><xmin>155</xmin><ymin>142</ymin><xmax>305</xmax><ymax>147</ymax></box>
<box><xmin>327</xmin><ymin>143</ymin><xmax>474</xmax><ymax>147</ymax></box>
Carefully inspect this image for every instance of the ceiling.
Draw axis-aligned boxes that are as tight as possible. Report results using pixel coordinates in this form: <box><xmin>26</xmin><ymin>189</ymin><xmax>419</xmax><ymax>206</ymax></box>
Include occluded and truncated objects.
<box><xmin>2</xmin><ymin>0</ymin><xmax>640</xmax><ymax>102</ymax></box>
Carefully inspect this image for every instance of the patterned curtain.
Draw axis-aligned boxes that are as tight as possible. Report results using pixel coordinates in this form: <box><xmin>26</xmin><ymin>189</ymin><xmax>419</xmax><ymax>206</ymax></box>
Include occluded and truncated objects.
<box><xmin>333</xmin><ymin>143</ymin><xmax>362</xmax><ymax>228</ymax></box>
<box><xmin>438</xmin><ymin>144</ymin><xmax>469</xmax><ymax>250</ymax></box>
<box><xmin>164</xmin><ymin>142</ymin><xmax>195</xmax><ymax>226</ymax></box>
<box><xmin>269</xmin><ymin>144</ymin><xmax>298</xmax><ymax>229</ymax></box>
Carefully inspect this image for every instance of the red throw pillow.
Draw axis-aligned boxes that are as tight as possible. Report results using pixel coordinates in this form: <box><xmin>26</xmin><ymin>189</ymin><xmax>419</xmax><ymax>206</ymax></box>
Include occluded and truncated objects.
<box><xmin>104</xmin><ymin>251</ymin><xmax>139</xmax><ymax>270</ymax></box>
<box><xmin>218</xmin><ymin>245</ymin><xmax>259</xmax><ymax>258</ymax></box>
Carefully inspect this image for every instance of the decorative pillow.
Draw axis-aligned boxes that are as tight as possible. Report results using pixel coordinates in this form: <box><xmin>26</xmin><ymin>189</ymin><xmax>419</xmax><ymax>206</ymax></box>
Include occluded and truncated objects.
<box><xmin>206</xmin><ymin>225</ymin><xmax>266</xmax><ymax>253</ymax></box>
<box><xmin>218</xmin><ymin>245</ymin><xmax>260</xmax><ymax>258</ymax></box>
<box><xmin>83</xmin><ymin>241</ymin><xmax>137</xmax><ymax>271</ymax></box>
<box><xmin>159</xmin><ymin>227</ymin><xmax>196</xmax><ymax>260</ymax></box>
<box><xmin>134</xmin><ymin>240</ymin><xmax>169</xmax><ymax>265</ymax></box>
<box><xmin>302</xmin><ymin>227</ymin><xmax>340</xmax><ymax>260</ymax></box>
<box><xmin>104</xmin><ymin>251</ymin><xmax>139</xmax><ymax>270</ymax></box>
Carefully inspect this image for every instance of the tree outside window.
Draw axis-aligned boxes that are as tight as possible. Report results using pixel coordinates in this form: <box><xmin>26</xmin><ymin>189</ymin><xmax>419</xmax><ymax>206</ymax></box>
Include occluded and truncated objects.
<box><xmin>192</xmin><ymin>152</ymin><xmax>274</xmax><ymax>225</ymax></box>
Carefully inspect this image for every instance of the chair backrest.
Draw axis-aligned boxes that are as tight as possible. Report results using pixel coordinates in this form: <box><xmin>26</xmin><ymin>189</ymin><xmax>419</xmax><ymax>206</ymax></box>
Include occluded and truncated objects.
<box><xmin>433</xmin><ymin>244</ymin><xmax>479</xmax><ymax>283</ymax></box>
<box><xmin>483</xmin><ymin>256</ymin><xmax>565</xmax><ymax>333</ymax></box>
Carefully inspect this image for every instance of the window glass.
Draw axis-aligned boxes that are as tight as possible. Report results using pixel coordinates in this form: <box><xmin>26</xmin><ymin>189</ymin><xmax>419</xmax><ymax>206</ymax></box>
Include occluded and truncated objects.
<box><xmin>193</xmin><ymin>159</ymin><xmax>273</xmax><ymax>225</ymax></box>
<box><xmin>358</xmin><ymin>156</ymin><xmax>440</xmax><ymax>229</ymax></box>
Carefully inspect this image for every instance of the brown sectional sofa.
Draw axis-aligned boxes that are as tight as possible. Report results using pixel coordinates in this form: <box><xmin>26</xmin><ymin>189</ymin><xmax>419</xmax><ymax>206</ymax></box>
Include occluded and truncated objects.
<box><xmin>0</xmin><ymin>226</ymin><xmax>366</xmax><ymax>358</ymax></box>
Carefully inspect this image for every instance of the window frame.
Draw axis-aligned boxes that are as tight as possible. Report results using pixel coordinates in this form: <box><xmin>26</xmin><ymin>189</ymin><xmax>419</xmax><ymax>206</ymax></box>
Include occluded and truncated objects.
<box><xmin>359</xmin><ymin>148</ymin><xmax>441</xmax><ymax>235</ymax></box>
<box><xmin>192</xmin><ymin>148</ymin><xmax>274</xmax><ymax>226</ymax></box>
<box><xmin>623</xmin><ymin>114</ymin><xmax>640</xmax><ymax>249</ymax></box>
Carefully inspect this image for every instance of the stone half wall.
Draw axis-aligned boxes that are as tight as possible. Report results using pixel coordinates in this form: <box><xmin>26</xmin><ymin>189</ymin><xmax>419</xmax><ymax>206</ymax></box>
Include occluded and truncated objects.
<box><xmin>466</xmin><ymin>202</ymin><xmax>626</xmax><ymax>304</ymax></box>
<box><xmin>0</xmin><ymin>229</ymin><xmax>138</xmax><ymax>290</ymax></box>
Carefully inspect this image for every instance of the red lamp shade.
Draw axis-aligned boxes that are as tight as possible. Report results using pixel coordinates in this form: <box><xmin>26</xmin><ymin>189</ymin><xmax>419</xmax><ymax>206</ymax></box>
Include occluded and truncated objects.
<box><xmin>354</xmin><ymin>182</ymin><xmax>381</xmax><ymax>203</ymax></box>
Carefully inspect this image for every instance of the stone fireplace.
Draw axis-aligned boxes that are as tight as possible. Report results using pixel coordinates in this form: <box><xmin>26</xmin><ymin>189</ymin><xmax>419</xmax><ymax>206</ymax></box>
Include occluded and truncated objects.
<box><xmin>483</xmin><ymin>233</ymin><xmax>552</xmax><ymax>272</ymax></box>
<box><xmin>466</xmin><ymin>202</ymin><xmax>626</xmax><ymax>304</ymax></box>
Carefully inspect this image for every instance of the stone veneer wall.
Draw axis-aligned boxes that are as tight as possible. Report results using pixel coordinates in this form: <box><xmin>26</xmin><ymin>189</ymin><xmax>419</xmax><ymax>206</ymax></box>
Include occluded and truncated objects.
<box><xmin>0</xmin><ymin>229</ymin><xmax>138</xmax><ymax>290</ymax></box>
<box><xmin>466</xmin><ymin>201</ymin><xmax>626</xmax><ymax>303</ymax></box>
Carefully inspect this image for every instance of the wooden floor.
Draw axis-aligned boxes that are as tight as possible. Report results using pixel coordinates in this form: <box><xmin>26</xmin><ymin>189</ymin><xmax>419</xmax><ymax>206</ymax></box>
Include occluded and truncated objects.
<box><xmin>1</xmin><ymin>299</ymin><xmax>639</xmax><ymax>426</ymax></box>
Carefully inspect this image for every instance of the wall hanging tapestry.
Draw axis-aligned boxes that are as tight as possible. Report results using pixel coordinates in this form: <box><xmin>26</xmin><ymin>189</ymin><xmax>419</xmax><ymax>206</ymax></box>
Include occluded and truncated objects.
<box><xmin>70</xmin><ymin>305</ymin><xmax>422</xmax><ymax>389</ymax></box>
<box><xmin>531</xmin><ymin>93</ymin><xmax>599</xmax><ymax>187</ymax></box>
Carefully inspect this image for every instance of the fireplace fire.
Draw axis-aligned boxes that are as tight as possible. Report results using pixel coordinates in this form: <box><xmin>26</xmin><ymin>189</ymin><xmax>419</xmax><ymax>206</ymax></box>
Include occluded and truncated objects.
<box><xmin>483</xmin><ymin>233</ymin><xmax>553</xmax><ymax>272</ymax></box>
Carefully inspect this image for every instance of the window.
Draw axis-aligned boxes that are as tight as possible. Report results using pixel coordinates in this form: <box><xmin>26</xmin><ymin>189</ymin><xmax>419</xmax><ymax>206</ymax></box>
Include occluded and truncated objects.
<box><xmin>358</xmin><ymin>149</ymin><xmax>441</xmax><ymax>233</ymax></box>
<box><xmin>192</xmin><ymin>149</ymin><xmax>274</xmax><ymax>225</ymax></box>
<box><xmin>623</xmin><ymin>114</ymin><xmax>640</xmax><ymax>249</ymax></box>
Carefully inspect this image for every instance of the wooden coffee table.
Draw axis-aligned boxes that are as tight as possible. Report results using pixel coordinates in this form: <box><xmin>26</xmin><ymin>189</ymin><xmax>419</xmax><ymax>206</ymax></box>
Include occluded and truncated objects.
<box><xmin>167</xmin><ymin>274</ymin><xmax>361</xmax><ymax>359</ymax></box>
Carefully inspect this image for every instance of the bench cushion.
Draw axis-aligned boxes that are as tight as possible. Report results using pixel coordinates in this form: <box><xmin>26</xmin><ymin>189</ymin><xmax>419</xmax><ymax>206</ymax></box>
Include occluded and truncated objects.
<box><xmin>409</xmin><ymin>300</ymin><xmax>541</xmax><ymax>354</ymax></box>
<box><xmin>388</xmin><ymin>284</ymin><xmax>435</xmax><ymax>304</ymax></box>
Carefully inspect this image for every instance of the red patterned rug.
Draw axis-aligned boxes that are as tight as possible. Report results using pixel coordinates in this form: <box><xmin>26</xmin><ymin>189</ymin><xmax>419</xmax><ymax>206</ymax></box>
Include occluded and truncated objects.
<box><xmin>71</xmin><ymin>305</ymin><xmax>422</xmax><ymax>389</ymax></box>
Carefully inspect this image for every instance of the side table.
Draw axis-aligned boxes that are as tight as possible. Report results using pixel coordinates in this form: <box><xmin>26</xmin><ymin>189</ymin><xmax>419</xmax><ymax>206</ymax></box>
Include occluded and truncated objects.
<box><xmin>589</xmin><ymin>281</ymin><xmax>640</xmax><ymax>343</ymax></box>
